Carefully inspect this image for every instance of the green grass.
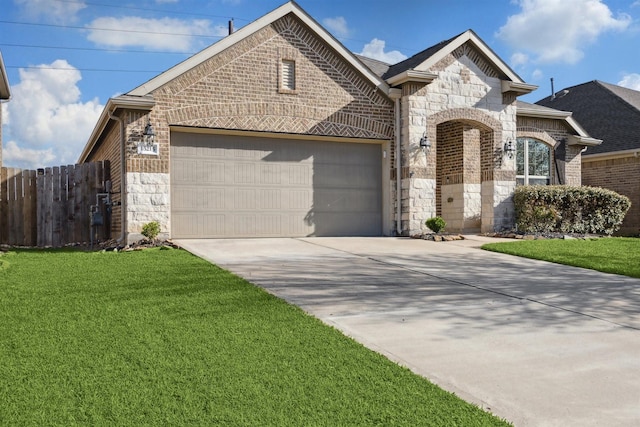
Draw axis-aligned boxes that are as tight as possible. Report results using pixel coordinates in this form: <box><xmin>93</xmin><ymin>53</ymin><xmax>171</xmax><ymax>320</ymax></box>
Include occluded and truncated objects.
<box><xmin>482</xmin><ymin>237</ymin><xmax>640</xmax><ymax>278</ymax></box>
<box><xmin>0</xmin><ymin>248</ymin><xmax>509</xmax><ymax>426</ymax></box>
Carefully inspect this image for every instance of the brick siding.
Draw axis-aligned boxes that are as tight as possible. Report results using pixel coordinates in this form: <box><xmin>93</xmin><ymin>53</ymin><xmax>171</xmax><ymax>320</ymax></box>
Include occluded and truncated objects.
<box><xmin>582</xmin><ymin>155</ymin><xmax>640</xmax><ymax>234</ymax></box>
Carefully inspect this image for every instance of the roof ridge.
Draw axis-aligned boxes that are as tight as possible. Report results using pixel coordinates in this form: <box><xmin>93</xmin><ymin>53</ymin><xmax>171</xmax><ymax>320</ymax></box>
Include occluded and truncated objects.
<box><xmin>596</xmin><ymin>80</ymin><xmax>640</xmax><ymax>112</ymax></box>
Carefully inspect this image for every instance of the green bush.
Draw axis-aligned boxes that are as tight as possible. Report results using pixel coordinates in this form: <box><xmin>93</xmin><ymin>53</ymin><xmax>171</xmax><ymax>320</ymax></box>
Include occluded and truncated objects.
<box><xmin>514</xmin><ymin>186</ymin><xmax>630</xmax><ymax>235</ymax></box>
<box><xmin>141</xmin><ymin>221</ymin><xmax>161</xmax><ymax>241</ymax></box>
<box><xmin>425</xmin><ymin>217</ymin><xmax>446</xmax><ymax>233</ymax></box>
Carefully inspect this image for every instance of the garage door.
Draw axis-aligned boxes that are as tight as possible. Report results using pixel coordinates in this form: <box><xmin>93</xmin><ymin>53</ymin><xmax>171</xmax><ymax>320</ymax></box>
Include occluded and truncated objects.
<box><xmin>170</xmin><ymin>132</ymin><xmax>382</xmax><ymax>238</ymax></box>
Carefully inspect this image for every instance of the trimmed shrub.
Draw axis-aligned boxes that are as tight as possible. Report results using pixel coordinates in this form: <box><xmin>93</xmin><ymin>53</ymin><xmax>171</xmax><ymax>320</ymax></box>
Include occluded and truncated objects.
<box><xmin>425</xmin><ymin>217</ymin><xmax>446</xmax><ymax>233</ymax></box>
<box><xmin>514</xmin><ymin>185</ymin><xmax>630</xmax><ymax>235</ymax></box>
<box><xmin>141</xmin><ymin>221</ymin><xmax>161</xmax><ymax>241</ymax></box>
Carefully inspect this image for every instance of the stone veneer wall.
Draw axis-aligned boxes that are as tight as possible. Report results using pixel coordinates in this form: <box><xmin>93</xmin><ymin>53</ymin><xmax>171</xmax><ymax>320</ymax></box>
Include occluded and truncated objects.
<box><xmin>582</xmin><ymin>155</ymin><xmax>640</xmax><ymax>234</ymax></box>
<box><xmin>126</xmin><ymin>172</ymin><xmax>170</xmax><ymax>242</ymax></box>
<box><xmin>398</xmin><ymin>45</ymin><xmax>517</xmax><ymax>235</ymax></box>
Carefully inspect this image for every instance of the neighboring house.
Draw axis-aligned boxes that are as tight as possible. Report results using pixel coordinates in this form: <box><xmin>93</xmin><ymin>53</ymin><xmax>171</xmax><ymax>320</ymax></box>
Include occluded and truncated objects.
<box><xmin>537</xmin><ymin>81</ymin><xmax>640</xmax><ymax>234</ymax></box>
<box><xmin>78</xmin><ymin>1</ymin><xmax>599</xmax><ymax>242</ymax></box>
<box><xmin>0</xmin><ymin>51</ymin><xmax>11</xmax><ymax>168</ymax></box>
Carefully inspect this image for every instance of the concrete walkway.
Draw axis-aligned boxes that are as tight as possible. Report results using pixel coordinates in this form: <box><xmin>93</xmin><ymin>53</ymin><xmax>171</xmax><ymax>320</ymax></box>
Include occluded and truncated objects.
<box><xmin>175</xmin><ymin>236</ymin><xmax>640</xmax><ymax>427</ymax></box>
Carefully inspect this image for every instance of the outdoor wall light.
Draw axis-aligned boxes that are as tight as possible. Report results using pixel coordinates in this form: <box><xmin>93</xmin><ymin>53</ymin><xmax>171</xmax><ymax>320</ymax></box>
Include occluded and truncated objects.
<box><xmin>138</xmin><ymin>118</ymin><xmax>159</xmax><ymax>155</ymax></box>
<box><xmin>143</xmin><ymin>119</ymin><xmax>155</xmax><ymax>144</ymax></box>
<box><xmin>419</xmin><ymin>132</ymin><xmax>431</xmax><ymax>152</ymax></box>
<box><xmin>503</xmin><ymin>140</ymin><xmax>515</xmax><ymax>159</ymax></box>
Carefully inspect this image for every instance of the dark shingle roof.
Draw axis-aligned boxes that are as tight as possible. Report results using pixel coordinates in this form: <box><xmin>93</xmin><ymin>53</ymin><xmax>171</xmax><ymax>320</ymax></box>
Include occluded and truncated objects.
<box><xmin>354</xmin><ymin>54</ymin><xmax>390</xmax><ymax>78</ymax></box>
<box><xmin>536</xmin><ymin>80</ymin><xmax>640</xmax><ymax>155</ymax></box>
<box><xmin>381</xmin><ymin>32</ymin><xmax>462</xmax><ymax>80</ymax></box>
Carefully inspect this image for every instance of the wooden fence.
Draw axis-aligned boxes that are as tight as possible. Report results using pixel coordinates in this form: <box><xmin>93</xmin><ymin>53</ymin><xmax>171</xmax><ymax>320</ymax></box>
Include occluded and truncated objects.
<box><xmin>0</xmin><ymin>161</ymin><xmax>110</xmax><ymax>247</ymax></box>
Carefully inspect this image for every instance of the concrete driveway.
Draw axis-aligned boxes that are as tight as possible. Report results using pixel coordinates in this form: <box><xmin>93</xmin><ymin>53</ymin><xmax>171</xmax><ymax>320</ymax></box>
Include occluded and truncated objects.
<box><xmin>175</xmin><ymin>236</ymin><xmax>640</xmax><ymax>427</ymax></box>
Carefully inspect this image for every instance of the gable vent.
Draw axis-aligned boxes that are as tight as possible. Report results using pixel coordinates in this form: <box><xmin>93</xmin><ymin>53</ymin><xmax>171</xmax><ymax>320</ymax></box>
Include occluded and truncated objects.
<box><xmin>281</xmin><ymin>60</ymin><xmax>296</xmax><ymax>91</ymax></box>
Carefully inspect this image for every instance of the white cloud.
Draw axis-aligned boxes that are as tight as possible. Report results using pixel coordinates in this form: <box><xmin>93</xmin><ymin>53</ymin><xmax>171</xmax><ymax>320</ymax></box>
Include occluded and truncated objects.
<box><xmin>510</xmin><ymin>52</ymin><xmax>529</xmax><ymax>67</ymax></box>
<box><xmin>532</xmin><ymin>69</ymin><xmax>544</xmax><ymax>80</ymax></box>
<box><xmin>359</xmin><ymin>39</ymin><xmax>407</xmax><ymax>64</ymax></box>
<box><xmin>2</xmin><ymin>60</ymin><xmax>103</xmax><ymax>169</ymax></box>
<box><xmin>497</xmin><ymin>0</ymin><xmax>631</xmax><ymax>64</ymax></box>
<box><xmin>86</xmin><ymin>17</ymin><xmax>225</xmax><ymax>52</ymax></box>
<box><xmin>2</xmin><ymin>141</ymin><xmax>56</xmax><ymax>168</ymax></box>
<box><xmin>14</xmin><ymin>0</ymin><xmax>86</xmax><ymax>24</ymax></box>
<box><xmin>618</xmin><ymin>73</ymin><xmax>640</xmax><ymax>90</ymax></box>
<box><xmin>323</xmin><ymin>16</ymin><xmax>350</xmax><ymax>38</ymax></box>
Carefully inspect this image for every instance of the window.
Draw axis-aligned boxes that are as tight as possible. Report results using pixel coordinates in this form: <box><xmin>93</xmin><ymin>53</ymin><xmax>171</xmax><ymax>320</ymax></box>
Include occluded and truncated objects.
<box><xmin>516</xmin><ymin>137</ymin><xmax>551</xmax><ymax>186</ymax></box>
<box><xmin>280</xmin><ymin>59</ymin><xmax>296</xmax><ymax>92</ymax></box>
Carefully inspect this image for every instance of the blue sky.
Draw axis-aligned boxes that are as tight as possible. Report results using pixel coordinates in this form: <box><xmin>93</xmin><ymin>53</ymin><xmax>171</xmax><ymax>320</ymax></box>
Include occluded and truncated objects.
<box><xmin>1</xmin><ymin>0</ymin><xmax>639</xmax><ymax>168</ymax></box>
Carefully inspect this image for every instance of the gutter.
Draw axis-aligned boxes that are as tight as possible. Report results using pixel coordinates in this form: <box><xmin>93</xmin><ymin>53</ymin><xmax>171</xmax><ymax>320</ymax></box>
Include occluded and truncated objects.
<box><xmin>108</xmin><ymin>111</ymin><xmax>127</xmax><ymax>244</ymax></box>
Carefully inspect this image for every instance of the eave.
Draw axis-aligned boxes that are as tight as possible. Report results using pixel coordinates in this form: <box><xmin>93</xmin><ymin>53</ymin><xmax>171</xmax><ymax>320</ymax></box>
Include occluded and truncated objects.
<box><xmin>0</xmin><ymin>51</ymin><xmax>11</xmax><ymax>100</ymax></box>
<box><xmin>385</xmin><ymin>70</ymin><xmax>438</xmax><ymax>87</ymax></box>
<box><xmin>501</xmin><ymin>81</ymin><xmax>537</xmax><ymax>95</ymax></box>
<box><xmin>414</xmin><ymin>30</ymin><xmax>524</xmax><ymax>83</ymax></box>
<box><xmin>77</xmin><ymin>95</ymin><xmax>155</xmax><ymax>163</ymax></box>
<box><xmin>567</xmin><ymin>135</ymin><xmax>602</xmax><ymax>147</ymax></box>
<box><xmin>582</xmin><ymin>148</ymin><xmax>640</xmax><ymax>161</ymax></box>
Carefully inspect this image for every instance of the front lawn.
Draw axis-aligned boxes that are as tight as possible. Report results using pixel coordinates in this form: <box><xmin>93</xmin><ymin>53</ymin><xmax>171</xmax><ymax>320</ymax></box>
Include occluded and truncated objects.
<box><xmin>482</xmin><ymin>237</ymin><xmax>640</xmax><ymax>278</ymax></box>
<box><xmin>0</xmin><ymin>248</ymin><xmax>509</xmax><ymax>426</ymax></box>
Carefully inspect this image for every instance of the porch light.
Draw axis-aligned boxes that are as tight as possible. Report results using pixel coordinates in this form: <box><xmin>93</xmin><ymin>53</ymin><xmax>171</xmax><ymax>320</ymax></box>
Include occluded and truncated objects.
<box><xmin>138</xmin><ymin>118</ymin><xmax>159</xmax><ymax>155</ymax></box>
<box><xmin>143</xmin><ymin>119</ymin><xmax>155</xmax><ymax>145</ymax></box>
<box><xmin>419</xmin><ymin>133</ymin><xmax>431</xmax><ymax>152</ymax></box>
<box><xmin>503</xmin><ymin>140</ymin><xmax>515</xmax><ymax>159</ymax></box>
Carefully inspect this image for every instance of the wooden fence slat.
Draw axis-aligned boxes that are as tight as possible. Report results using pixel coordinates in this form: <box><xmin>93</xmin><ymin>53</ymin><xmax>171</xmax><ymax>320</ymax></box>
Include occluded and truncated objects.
<box><xmin>36</xmin><ymin>169</ymin><xmax>45</xmax><ymax>247</ymax></box>
<box><xmin>1</xmin><ymin>162</ymin><xmax>109</xmax><ymax>247</ymax></box>
<box><xmin>15</xmin><ymin>172</ymin><xmax>24</xmax><ymax>246</ymax></box>
<box><xmin>26</xmin><ymin>170</ymin><xmax>37</xmax><ymax>246</ymax></box>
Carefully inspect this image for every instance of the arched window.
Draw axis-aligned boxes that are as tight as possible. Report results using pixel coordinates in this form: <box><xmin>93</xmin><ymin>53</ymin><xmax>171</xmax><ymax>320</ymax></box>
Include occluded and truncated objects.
<box><xmin>516</xmin><ymin>137</ymin><xmax>551</xmax><ymax>186</ymax></box>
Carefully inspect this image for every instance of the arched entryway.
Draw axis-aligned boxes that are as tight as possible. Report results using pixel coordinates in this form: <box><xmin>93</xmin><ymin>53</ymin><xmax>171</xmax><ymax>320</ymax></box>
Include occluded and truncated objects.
<box><xmin>431</xmin><ymin>109</ymin><xmax>503</xmax><ymax>233</ymax></box>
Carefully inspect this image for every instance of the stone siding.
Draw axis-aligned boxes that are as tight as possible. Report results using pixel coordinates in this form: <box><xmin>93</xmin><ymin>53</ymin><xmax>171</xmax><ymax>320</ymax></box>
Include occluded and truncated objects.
<box><xmin>126</xmin><ymin>172</ymin><xmax>170</xmax><ymax>242</ymax></box>
<box><xmin>398</xmin><ymin>46</ymin><xmax>516</xmax><ymax>235</ymax></box>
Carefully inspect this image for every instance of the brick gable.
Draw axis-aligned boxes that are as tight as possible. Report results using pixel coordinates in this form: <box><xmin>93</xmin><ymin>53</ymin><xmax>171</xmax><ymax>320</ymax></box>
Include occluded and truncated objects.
<box><xmin>153</xmin><ymin>14</ymin><xmax>393</xmax><ymax>141</ymax></box>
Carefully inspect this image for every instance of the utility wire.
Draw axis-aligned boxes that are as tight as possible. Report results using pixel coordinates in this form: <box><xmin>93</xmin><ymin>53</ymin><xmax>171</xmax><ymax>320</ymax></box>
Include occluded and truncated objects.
<box><xmin>0</xmin><ymin>42</ymin><xmax>195</xmax><ymax>55</ymax></box>
<box><xmin>5</xmin><ymin>65</ymin><xmax>162</xmax><ymax>73</ymax></box>
<box><xmin>0</xmin><ymin>20</ymin><xmax>225</xmax><ymax>39</ymax></box>
<box><xmin>53</xmin><ymin>0</ymin><xmax>251</xmax><ymax>22</ymax></box>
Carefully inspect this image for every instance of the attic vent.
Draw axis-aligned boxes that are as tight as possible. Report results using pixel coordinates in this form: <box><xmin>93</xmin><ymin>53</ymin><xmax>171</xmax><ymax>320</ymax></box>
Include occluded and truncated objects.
<box><xmin>280</xmin><ymin>60</ymin><xmax>296</xmax><ymax>92</ymax></box>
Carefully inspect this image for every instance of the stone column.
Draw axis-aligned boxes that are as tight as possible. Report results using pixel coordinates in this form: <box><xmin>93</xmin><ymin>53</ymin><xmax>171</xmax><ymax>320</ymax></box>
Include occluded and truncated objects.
<box><xmin>401</xmin><ymin>83</ymin><xmax>436</xmax><ymax>235</ymax></box>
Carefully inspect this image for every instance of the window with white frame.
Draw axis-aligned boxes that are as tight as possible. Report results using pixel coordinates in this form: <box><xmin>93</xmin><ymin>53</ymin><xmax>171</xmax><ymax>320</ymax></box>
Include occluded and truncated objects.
<box><xmin>516</xmin><ymin>137</ymin><xmax>551</xmax><ymax>186</ymax></box>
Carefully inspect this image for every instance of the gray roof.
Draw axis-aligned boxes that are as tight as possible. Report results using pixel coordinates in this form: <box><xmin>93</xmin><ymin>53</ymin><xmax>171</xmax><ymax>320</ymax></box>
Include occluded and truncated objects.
<box><xmin>536</xmin><ymin>80</ymin><xmax>640</xmax><ymax>155</ymax></box>
<box><xmin>354</xmin><ymin>54</ymin><xmax>390</xmax><ymax>78</ymax></box>
<box><xmin>381</xmin><ymin>33</ymin><xmax>461</xmax><ymax>80</ymax></box>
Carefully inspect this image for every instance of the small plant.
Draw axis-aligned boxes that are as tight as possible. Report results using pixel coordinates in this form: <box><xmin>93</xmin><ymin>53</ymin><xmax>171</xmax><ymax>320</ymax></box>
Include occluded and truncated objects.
<box><xmin>141</xmin><ymin>221</ymin><xmax>160</xmax><ymax>241</ymax></box>
<box><xmin>426</xmin><ymin>217</ymin><xmax>446</xmax><ymax>233</ymax></box>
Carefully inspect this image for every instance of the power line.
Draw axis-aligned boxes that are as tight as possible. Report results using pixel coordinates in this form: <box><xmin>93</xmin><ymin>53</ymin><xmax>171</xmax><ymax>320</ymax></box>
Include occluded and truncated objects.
<box><xmin>5</xmin><ymin>65</ymin><xmax>162</xmax><ymax>73</ymax></box>
<box><xmin>0</xmin><ymin>20</ymin><xmax>225</xmax><ymax>39</ymax></box>
<box><xmin>53</xmin><ymin>0</ymin><xmax>250</xmax><ymax>22</ymax></box>
<box><xmin>0</xmin><ymin>42</ymin><xmax>195</xmax><ymax>56</ymax></box>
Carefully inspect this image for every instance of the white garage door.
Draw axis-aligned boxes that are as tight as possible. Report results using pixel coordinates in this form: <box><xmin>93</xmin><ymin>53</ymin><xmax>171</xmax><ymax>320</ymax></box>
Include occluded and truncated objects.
<box><xmin>170</xmin><ymin>132</ymin><xmax>382</xmax><ymax>238</ymax></box>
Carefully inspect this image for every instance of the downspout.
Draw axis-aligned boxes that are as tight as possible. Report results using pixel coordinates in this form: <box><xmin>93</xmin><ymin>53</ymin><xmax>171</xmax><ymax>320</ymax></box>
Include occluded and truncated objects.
<box><xmin>395</xmin><ymin>97</ymin><xmax>402</xmax><ymax>236</ymax></box>
<box><xmin>108</xmin><ymin>111</ymin><xmax>127</xmax><ymax>244</ymax></box>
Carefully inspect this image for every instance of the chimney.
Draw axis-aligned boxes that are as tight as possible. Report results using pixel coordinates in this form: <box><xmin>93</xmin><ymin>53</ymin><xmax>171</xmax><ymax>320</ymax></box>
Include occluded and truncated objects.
<box><xmin>228</xmin><ymin>19</ymin><xmax>234</xmax><ymax>35</ymax></box>
<box><xmin>550</xmin><ymin>77</ymin><xmax>555</xmax><ymax>101</ymax></box>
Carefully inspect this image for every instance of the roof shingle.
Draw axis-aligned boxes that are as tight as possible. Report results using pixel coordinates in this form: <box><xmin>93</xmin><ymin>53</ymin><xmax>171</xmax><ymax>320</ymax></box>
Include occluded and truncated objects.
<box><xmin>536</xmin><ymin>80</ymin><xmax>640</xmax><ymax>155</ymax></box>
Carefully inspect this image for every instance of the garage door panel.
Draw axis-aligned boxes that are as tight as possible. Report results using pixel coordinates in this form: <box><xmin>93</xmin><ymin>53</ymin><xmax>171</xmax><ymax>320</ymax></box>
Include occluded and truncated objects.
<box><xmin>171</xmin><ymin>132</ymin><xmax>382</xmax><ymax>238</ymax></box>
